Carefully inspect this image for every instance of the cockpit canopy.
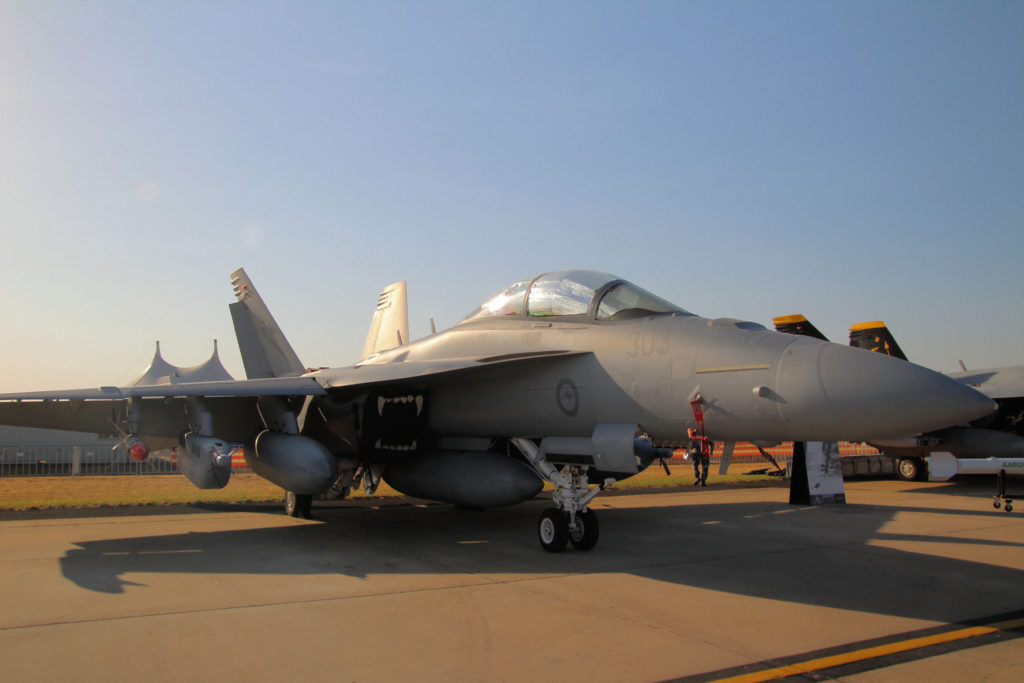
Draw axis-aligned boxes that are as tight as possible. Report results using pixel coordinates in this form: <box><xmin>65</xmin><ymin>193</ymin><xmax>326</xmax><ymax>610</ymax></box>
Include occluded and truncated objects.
<box><xmin>462</xmin><ymin>269</ymin><xmax>692</xmax><ymax>323</ymax></box>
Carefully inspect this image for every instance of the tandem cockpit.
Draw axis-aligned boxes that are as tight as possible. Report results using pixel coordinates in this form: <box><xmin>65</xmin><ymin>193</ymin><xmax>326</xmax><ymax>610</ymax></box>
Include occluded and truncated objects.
<box><xmin>462</xmin><ymin>269</ymin><xmax>694</xmax><ymax>323</ymax></box>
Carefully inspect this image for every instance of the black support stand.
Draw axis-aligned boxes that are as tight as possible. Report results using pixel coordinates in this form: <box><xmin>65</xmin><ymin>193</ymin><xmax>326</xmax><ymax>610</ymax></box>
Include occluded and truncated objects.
<box><xmin>789</xmin><ymin>441</ymin><xmax>809</xmax><ymax>505</ymax></box>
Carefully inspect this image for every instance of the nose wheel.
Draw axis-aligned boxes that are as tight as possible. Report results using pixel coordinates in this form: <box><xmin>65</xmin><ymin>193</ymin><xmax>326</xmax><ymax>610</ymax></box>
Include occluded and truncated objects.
<box><xmin>568</xmin><ymin>508</ymin><xmax>600</xmax><ymax>550</ymax></box>
<box><xmin>538</xmin><ymin>508</ymin><xmax>569</xmax><ymax>552</ymax></box>
<box><xmin>538</xmin><ymin>507</ymin><xmax>600</xmax><ymax>552</ymax></box>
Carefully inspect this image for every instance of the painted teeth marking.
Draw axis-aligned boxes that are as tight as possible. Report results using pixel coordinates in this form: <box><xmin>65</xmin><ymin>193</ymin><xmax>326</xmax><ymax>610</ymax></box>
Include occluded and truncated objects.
<box><xmin>377</xmin><ymin>397</ymin><xmax>386</xmax><ymax>415</ymax></box>
<box><xmin>372</xmin><ymin>441</ymin><xmax>419</xmax><ymax>452</ymax></box>
<box><xmin>415</xmin><ymin>396</ymin><xmax>424</xmax><ymax>416</ymax></box>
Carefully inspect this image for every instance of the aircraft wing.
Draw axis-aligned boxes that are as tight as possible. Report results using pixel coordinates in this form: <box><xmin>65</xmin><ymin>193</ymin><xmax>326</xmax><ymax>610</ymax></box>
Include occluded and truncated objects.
<box><xmin>319</xmin><ymin>350</ymin><xmax>588</xmax><ymax>392</ymax></box>
<box><xmin>0</xmin><ymin>350</ymin><xmax>588</xmax><ymax>439</ymax></box>
<box><xmin>0</xmin><ymin>350</ymin><xmax>585</xmax><ymax>402</ymax></box>
<box><xmin>975</xmin><ymin>384</ymin><xmax>1024</xmax><ymax>400</ymax></box>
<box><xmin>0</xmin><ymin>375</ymin><xmax>326</xmax><ymax>402</ymax></box>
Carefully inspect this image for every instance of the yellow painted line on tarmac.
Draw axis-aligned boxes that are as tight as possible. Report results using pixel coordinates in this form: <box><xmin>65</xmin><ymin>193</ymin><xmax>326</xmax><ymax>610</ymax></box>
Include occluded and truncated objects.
<box><xmin>712</xmin><ymin>616</ymin><xmax>1024</xmax><ymax>683</ymax></box>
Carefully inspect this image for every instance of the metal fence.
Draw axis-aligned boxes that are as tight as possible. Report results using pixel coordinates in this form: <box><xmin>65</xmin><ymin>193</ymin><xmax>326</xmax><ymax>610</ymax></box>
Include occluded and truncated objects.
<box><xmin>0</xmin><ymin>445</ymin><xmax>252</xmax><ymax>477</ymax></box>
<box><xmin>0</xmin><ymin>445</ymin><xmax>179</xmax><ymax>477</ymax></box>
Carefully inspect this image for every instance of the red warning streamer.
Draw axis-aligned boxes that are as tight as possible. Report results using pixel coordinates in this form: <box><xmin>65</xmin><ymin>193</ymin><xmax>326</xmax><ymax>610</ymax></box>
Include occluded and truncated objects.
<box><xmin>689</xmin><ymin>396</ymin><xmax>705</xmax><ymax>434</ymax></box>
<box><xmin>689</xmin><ymin>396</ymin><xmax>711</xmax><ymax>457</ymax></box>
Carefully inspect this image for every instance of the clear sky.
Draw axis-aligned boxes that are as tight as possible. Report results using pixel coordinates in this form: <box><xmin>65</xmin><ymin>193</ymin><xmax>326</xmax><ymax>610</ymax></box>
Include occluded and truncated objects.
<box><xmin>1</xmin><ymin>1</ymin><xmax>1021</xmax><ymax>391</ymax></box>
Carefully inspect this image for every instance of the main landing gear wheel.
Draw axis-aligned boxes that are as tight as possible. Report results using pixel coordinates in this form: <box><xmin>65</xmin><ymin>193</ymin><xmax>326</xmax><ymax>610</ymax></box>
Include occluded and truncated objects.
<box><xmin>284</xmin><ymin>491</ymin><xmax>313</xmax><ymax>519</ymax></box>
<box><xmin>512</xmin><ymin>437</ymin><xmax>618</xmax><ymax>553</ymax></box>
<box><xmin>538</xmin><ymin>508</ymin><xmax>569</xmax><ymax>553</ymax></box>
<box><xmin>896</xmin><ymin>457</ymin><xmax>924</xmax><ymax>481</ymax></box>
<box><xmin>569</xmin><ymin>508</ymin><xmax>599</xmax><ymax>551</ymax></box>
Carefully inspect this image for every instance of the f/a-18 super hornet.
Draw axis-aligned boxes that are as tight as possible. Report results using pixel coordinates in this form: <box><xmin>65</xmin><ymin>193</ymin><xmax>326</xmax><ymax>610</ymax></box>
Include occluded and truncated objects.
<box><xmin>850</xmin><ymin>321</ymin><xmax>1024</xmax><ymax>477</ymax></box>
<box><xmin>775</xmin><ymin>315</ymin><xmax>1024</xmax><ymax>481</ymax></box>
<box><xmin>0</xmin><ymin>270</ymin><xmax>995</xmax><ymax>551</ymax></box>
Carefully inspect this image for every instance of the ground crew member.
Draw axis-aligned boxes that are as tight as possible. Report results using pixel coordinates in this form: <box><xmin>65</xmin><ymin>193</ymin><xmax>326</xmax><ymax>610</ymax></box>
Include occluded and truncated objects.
<box><xmin>688</xmin><ymin>427</ymin><xmax>712</xmax><ymax>486</ymax></box>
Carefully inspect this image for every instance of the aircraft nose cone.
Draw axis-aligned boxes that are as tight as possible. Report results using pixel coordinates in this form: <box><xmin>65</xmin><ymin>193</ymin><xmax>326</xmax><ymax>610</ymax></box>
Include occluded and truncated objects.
<box><xmin>774</xmin><ymin>341</ymin><xmax>995</xmax><ymax>441</ymax></box>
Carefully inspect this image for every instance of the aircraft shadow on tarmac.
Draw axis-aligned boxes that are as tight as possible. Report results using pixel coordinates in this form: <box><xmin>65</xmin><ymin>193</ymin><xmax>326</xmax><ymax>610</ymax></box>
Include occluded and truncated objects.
<box><xmin>58</xmin><ymin>495</ymin><xmax>1024</xmax><ymax>626</ymax></box>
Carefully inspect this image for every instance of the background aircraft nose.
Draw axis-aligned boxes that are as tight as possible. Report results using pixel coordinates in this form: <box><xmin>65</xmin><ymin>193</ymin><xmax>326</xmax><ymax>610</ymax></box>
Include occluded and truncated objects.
<box><xmin>774</xmin><ymin>341</ymin><xmax>995</xmax><ymax>441</ymax></box>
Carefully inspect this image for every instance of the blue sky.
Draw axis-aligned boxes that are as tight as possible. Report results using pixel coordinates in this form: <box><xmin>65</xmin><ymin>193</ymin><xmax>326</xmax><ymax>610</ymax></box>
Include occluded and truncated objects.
<box><xmin>1</xmin><ymin>1</ymin><xmax>1021</xmax><ymax>390</ymax></box>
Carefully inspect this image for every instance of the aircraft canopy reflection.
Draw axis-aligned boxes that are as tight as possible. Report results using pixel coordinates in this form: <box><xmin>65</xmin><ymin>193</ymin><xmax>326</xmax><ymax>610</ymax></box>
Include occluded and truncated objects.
<box><xmin>463</xmin><ymin>270</ymin><xmax>693</xmax><ymax>323</ymax></box>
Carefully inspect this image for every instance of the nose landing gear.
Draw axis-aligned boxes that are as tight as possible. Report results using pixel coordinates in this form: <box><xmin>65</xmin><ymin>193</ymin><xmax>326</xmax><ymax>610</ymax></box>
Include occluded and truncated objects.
<box><xmin>513</xmin><ymin>437</ymin><xmax>612</xmax><ymax>553</ymax></box>
<box><xmin>538</xmin><ymin>507</ymin><xmax>600</xmax><ymax>553</ymax></box>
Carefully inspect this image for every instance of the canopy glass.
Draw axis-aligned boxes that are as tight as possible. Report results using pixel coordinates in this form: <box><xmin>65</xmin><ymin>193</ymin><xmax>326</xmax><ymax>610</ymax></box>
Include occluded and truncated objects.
<box><xmin>463</xmin><ymin>270</ymin><xmax>690</xmax><ymax>322</ymax></box>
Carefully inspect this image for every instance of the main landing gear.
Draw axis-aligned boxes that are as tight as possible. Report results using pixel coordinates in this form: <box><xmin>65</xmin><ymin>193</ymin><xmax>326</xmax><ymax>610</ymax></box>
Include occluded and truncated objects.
<box><xmin>284</xmin><ymin>490</ymin><xmax>313</xmax><ymax>519</ymax></box>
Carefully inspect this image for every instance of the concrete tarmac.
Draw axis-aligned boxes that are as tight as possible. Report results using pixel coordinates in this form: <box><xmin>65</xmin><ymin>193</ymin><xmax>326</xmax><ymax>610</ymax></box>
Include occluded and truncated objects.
<box><xmin>2</xmin><ymin>478</ymin><xmax>1023</xmax><ymax>682</ymax></box>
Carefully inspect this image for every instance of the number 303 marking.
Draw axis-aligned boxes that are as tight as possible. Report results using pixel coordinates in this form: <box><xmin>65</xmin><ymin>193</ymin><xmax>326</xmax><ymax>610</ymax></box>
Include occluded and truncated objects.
<box><xmin>628</xmin><ymin>328</ymin><xmax>670</xmax><ymax>357</ymax></box>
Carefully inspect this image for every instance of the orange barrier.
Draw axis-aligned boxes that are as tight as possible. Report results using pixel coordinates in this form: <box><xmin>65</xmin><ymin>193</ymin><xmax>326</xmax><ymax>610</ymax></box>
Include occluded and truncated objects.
<box><xmin>670</xmin><ymin>441</ymin><xmax>880</xmax><ymax>463</ymax></box>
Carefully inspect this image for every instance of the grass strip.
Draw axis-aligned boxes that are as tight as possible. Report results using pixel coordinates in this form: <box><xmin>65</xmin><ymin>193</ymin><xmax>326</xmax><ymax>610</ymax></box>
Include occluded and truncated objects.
<box><xmin>0</xmin><ymin>467</ymin><xmax>780</xmax><ymax>511</ymax></box>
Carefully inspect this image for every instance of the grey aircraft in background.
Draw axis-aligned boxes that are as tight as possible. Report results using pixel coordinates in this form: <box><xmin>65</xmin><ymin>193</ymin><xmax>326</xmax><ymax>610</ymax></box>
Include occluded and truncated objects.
<box><xmin>775</xmin><ymin>315</ymin><xmax>1024</xmax><ymax>480</ymax></box>
<box><xmin>0</xmin><ymin>270</ymin><xmax>995</xmax><ymax>551</ymax></box>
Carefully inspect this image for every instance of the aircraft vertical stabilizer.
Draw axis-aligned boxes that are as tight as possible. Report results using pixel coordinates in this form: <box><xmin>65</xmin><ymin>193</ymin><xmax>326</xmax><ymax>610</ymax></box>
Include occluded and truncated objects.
<box><xmin>773</xmin><ymin>314</ymin><xmax>828</xmax><ymax>341</ymax></box>
<box><xmin>229</xmin><ymin>268</ymin><xmax>305</xmax><ymax>378</ymax></box>
<box><xmin>361</xmin><ymin>281</ymin><xmax>409</xmax><ymax>361</ymax></box>
<box><xmin>849</xmin><ymin>321</ymin><xmax>908</xmax><ymax>361</ymax></box>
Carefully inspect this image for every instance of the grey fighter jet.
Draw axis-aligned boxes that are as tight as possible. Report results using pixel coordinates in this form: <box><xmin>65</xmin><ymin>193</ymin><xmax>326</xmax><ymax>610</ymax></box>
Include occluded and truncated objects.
<box><xmin>774</xmin><ymin>315</ymin><xmax>1024</xmax><ymax>481</ymax></box>
<box><xmin>0</xmin><ymin>270</ymin><xmax>995</xmax><ymax>551</ymax></box>
<box><xmin>849</xmin><ymin>320</ymin><xmax>1024</xmax><ymax>479</ymax></box>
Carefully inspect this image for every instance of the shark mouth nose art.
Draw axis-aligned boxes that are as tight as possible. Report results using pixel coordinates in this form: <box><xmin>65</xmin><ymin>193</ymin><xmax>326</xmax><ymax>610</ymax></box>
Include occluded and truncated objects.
<box><xmin>366</xmin><ymin>392</ymin><xmax>426</xmax><ymax>453</ymax></box>
<box><xmin>377</xmin><ymin>395</ymin><xmax>424</xmax><ymax>417</ymax></box>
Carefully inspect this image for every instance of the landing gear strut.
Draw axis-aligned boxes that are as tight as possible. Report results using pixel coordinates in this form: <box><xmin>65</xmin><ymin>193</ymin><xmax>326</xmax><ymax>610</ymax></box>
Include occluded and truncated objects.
<box><xmin>513</xmin><ymin>438</ymin><xmax>610</xmax><ymax>553</ymax></box>
<box><xmin>284</xmin><ymin>490</ymin><xmax>313</xmax><ymax>519</ymax></box>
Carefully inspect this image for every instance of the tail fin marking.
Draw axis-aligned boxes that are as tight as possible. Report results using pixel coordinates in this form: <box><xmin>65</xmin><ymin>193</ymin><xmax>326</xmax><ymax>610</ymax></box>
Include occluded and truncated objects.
<box><xmin>772</xmin><ymin>314</ymin><xmax>829</xmax><ymax>341</ymax></box>
<box><xmin>849</xmin><ymin>321</ymin><xmax>908</xmax><ymax>361</ymax></box>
